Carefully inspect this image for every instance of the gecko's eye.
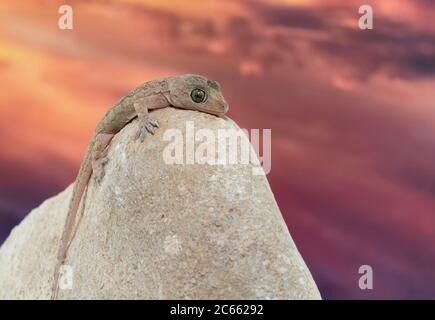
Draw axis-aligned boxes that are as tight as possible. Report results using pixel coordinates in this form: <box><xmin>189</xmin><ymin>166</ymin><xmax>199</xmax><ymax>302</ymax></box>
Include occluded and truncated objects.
<box><xmin>190</xmin><ymin>88</ymin><xmax>207</xmax><ymax>103</ymax></box>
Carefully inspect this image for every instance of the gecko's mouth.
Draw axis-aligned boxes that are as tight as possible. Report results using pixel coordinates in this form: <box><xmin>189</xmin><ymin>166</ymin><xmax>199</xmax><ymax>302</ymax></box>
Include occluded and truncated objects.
<box><xmin>170</xmin><ymin>103</ymin><xmax>229</xmax><ymax>117</ymax></box>
<box><xmin>197</xmin><ymin>103</ymin><xmax>229</xmax><ymax>116</ymax></box>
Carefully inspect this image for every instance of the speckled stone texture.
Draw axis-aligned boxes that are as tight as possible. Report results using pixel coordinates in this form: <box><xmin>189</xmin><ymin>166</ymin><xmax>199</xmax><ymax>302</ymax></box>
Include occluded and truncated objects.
<box><xmin>0</xmin><ymin>108</ymin><xmax>321</xmax><ymax>299</ymax></box>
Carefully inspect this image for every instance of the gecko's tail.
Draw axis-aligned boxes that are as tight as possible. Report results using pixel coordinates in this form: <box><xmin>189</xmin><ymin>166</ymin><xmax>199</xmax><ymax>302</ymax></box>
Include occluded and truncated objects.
<box><xmin>52</xmin><ymin>151</ymin><xmax>93</xmax><ymax>299</ymax></box>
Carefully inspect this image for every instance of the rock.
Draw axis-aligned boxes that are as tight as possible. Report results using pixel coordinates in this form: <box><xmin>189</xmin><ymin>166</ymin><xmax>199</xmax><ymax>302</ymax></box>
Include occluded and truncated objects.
<box><xmin>0</xmin><ymin>108</ymin><xmax>321</xmax><ymax>299</ymax></box>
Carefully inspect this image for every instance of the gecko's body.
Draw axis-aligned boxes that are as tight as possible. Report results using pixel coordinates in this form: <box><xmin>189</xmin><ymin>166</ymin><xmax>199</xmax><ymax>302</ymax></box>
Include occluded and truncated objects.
<box><xmin>52</xmin><ymin>74</ymin><xmax>228</xmax><ymax>298</ymax></box>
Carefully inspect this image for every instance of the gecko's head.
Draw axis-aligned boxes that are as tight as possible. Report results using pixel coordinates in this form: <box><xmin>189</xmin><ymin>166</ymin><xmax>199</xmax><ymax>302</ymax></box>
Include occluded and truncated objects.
<box><xmin>167</xmin><ymin>74</ymin><xmax>229</xmax><ymax>116</ymax></box>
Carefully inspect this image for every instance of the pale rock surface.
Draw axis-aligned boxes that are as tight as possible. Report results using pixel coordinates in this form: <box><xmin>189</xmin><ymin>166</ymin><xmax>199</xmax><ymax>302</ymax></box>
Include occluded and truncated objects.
<box><xmin>0</xmin><ymin>108</ymin><xmax>321</xmax><ymax>299</ymax></box>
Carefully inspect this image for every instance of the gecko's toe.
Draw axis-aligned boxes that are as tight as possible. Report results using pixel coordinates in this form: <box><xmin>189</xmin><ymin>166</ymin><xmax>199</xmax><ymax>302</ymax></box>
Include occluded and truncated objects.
<box><xmin>136</xmin><ymin>117</ymin><xmax>158</xmax><ymax>142</ymax></box>
<box><xmin>135</xmin><ymin>125</ymin><xmax>146</xmax><ymax>142</ymax></box>
<box><xmin>146</xmin><ymin>124</ymin><xmax>156</xmax><ymax>135</ymax></box>
<box><xmin>149</xmin><ymin>118</ymin><xmax>159</xmax><ymax>128</ymax></box>
<box><xmin>145</xmin><ymin>120</ymin><xmax>157</xmax><ymax>135</ymax></box>
<box><xmin>140</xmin><ymin>130</ymin><xmax>146</xmax><ymax>142</ymax></box>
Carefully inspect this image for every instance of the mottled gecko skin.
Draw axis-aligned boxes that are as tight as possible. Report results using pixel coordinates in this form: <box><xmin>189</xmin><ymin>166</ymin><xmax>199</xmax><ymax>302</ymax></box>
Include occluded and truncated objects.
<box><xmin>52</xmin><ymin>74</ymin><xmax>229</xmax><ymax>299</ymax></box>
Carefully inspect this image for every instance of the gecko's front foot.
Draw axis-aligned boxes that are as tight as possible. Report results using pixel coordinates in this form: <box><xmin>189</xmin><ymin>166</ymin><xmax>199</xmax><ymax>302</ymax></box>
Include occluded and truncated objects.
<box><xmin>135</xmin><ymin>117</ymin><xmax>159</xmax><ymax>142</ymax></box>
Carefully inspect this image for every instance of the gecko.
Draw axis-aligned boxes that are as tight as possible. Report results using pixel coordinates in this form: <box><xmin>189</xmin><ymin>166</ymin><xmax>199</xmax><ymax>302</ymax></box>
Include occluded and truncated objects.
<box><xmin>52</xmin><ymin>74</ymin><xmax>229</xmax><ymax>299</ymax></box>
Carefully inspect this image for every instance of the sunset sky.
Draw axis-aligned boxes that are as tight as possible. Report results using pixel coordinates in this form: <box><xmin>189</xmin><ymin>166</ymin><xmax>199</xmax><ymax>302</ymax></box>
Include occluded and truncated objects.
<box><xmin>1</xmin><ymin>0</ymin><xmax>435</xmax><ymax>299</ymax></box>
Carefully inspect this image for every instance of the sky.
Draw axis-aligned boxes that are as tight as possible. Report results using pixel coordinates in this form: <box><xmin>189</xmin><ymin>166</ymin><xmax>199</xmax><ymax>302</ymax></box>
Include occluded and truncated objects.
<box><xmin>1</xmin><ymin>0</ymin><xmax>435</xmax><ymax>299</ymax></box>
